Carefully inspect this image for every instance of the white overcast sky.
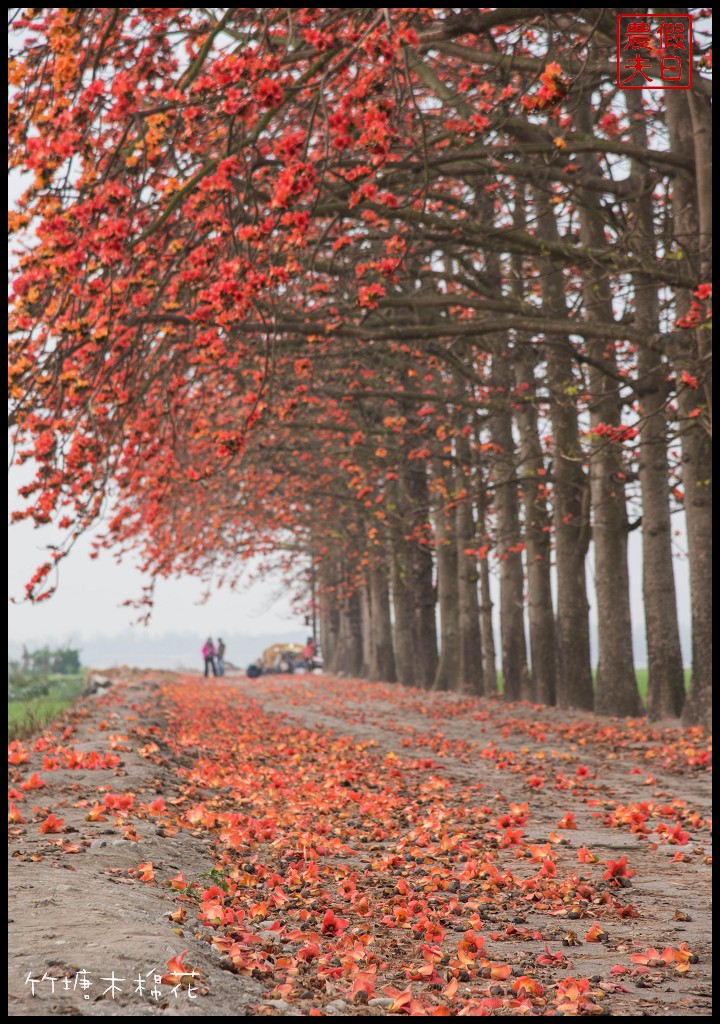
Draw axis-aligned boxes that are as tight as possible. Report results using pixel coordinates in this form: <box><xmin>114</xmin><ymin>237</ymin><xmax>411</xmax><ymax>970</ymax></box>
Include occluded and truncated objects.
<box><xmin>8</xmin><ymin>513</ymin><xmax>300</xmax><ymax>644</ymax></box>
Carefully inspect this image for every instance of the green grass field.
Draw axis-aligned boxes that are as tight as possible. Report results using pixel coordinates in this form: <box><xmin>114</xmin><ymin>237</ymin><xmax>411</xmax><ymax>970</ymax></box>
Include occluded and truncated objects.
<box><xmin>635</xmin><ymin>668</ymin><xmax>692</xmax><ymax>703</ymax></box>
<box><xmin>493</xmin><ymin>668</ymin><xmax>691</xmax><ymax>704</ymax></box>
<box><xmin>7</xmin><ymin>673</ymin><xmax>85</xmax><ymax>741</ymax></box>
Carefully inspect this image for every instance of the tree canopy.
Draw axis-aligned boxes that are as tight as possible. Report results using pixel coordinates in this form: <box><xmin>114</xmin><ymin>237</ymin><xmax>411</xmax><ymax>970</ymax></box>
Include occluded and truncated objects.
<box><xmin>8</xmin><ymin>8</ymin><xmax>712</xmax><ymax>724</ymax></box>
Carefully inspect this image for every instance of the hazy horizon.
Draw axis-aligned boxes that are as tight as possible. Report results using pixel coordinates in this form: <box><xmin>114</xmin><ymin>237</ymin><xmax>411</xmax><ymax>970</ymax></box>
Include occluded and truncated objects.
<box><xmin>8</xmin><ymin>618</ymin><xmax>692</xmax><ymax>672</ymax></box>
<box><xmin>7</xmin><ymin>627</ymin><xmax>309</xmax><ymax>672</ymax></box>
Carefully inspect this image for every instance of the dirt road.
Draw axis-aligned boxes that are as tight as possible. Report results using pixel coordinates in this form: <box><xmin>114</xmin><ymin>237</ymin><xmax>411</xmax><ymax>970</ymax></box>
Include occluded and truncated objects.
<box><xmin>8</xmin><ymin>671</ymin><xmax>712</xmax><ymax>1016</ymax></box>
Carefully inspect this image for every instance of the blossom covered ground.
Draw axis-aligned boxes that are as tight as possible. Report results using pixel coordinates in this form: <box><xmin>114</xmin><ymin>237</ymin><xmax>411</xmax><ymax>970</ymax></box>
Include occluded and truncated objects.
<box><xmin>8</xmin><ymin>671</ymin><xmax>712</xmax><ymax>1016</ymax></box>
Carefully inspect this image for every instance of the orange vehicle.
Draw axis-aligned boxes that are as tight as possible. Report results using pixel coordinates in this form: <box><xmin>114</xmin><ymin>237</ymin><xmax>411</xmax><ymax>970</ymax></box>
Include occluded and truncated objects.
<box><xmin>261</xmin><ymin>643</ymin><xmax>305</xmax><ymax>674</ymax></box>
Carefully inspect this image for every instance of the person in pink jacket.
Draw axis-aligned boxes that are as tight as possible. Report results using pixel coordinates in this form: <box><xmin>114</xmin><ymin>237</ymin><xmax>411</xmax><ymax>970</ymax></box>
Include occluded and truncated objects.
<box><xmin>202</xmin><ymin>637</ymin><xmax>217</xmax><ymax>677</ymax></box>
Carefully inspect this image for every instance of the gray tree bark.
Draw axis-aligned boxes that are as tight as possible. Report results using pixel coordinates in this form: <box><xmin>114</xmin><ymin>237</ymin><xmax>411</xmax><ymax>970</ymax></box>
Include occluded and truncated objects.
<box><xmin>475</xmin><ymin>468</ymin><xmax>498</xmax><ymax>695</ymax></box>
<box><xmin>576</xmin><ymin>96</ymin><xmax>641</xmax><ymax>717</ymax></box>
<box><xmin>334</xmin><ymin>585</ymin><xmax>363</xmax><ymax>678</ymax></box>
<box><xmin>455</xmin><ymin>431</ymin><xmax>484</xmax><ymax>695</ymax></box>
<box><xmin>432</xmin><ymin>457</ymin><xmax>461</xmax><ymax>691</ymax></box>
<box><xmin>490</xmin><ymin>351</ymin><xmax>531</xmax><ymax>702</ymax></box>
<box><xmin>513</xmin><ymin>343</ymin><xmax>557</xmax><ymax>706</ymax></box>
<box><xmin>665</xmin><ymin>90</ymin><xmax>712</xmax><ymax>730</ymax></box>
<box><xmin>625</xmin><ymin>89</ymin><xmax>685</xmax><ymax>719</ymax></box>
<box><xmin>535</xmin><ymin>191</ymin><xmax>594</xmax><ymax>709</ymax></box>
<box><xmin>368</xmin><ymin>563</ymin><xmax>396</xmax><ymax>682</ymax></box>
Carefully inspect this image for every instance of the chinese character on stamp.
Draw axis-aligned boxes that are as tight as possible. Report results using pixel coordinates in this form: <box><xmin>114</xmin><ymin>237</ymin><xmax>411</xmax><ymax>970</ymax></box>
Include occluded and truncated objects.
<box><xmin>617</xmin><ymin>14</ymin><xmax>692</xmax><ymax>89</ymax></box>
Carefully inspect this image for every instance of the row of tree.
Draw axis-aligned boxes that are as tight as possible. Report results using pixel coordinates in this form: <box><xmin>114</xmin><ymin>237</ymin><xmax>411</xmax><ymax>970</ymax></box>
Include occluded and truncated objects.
<box><xmin>8</xmin><ymin>645</ymin><xmax>82</xmax><ymax>703</ymax></box>
<box><xmin>8</xmin><ymin>9</ymin><xmax>711</xmax><ymax>724</ymax></box>
<box><xmin>13</xmin><ymin>645</ymin><xmax>82</xmax><ymax>677</ymax></box>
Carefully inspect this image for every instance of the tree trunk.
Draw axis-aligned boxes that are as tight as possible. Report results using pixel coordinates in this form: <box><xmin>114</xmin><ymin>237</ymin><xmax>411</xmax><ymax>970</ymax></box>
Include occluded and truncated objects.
<box><xmin>625</xmin><ymin>89</ymin><xmax>685</xmax><ymax>719</ymax></box>
<box><xmin>388</xmin><ymin>465</ymin><xmax>438</xmax><ymax>688</ymax></box>
<box><xmin>360</xmin><ymin>583</ymin><xmax>372</xmax><ymax>679</ymax></box>
<box><xmin>535</xmin><ymin>191</ymin><xmax>594</xmax><ymax>709</ymax></box>
<box><xmin>665</xmin><ymin>90</ymin><xmax>712</xmax><ymax>730</ymax></box>
<box><xmin>514</xmin><ymin>344</ymin><xmax>557</xmax><ymax>706</ymax></box>
<box><xmin>368</xmin><ymin>563</ymin><xmax>396</xmax><ymax>682</ymax></box>
<box><xmin>490</xmin><ymin>352</ymin><xmax>531</xmax><ymax>702</ymax></box>
<box><xmin>475</xmin><ymin>468</ymin><xmax>497</xmax><ymax>694</ymax></box>
<box><xmin>680</xmin><ymin>405</ymin><xmax>713</xmax><ymax>729</ymax></box>
<box><xmin>508</xmin><ymin>198</ymin><xmax>557</xmax><ymax>707</ymax></box>
<box><xmin>576</xmin><ymin>96</ymin><xmax>641</xmax><ymax>717</ymax></box>
<box><xmin>402</xmin><ymin>460</ymin><xmax>438</xmax><ymax>689</ymax></box>
<box><xmin>390</xmin><ymin>541</ymin><xmax>418</xmax><ymax>687</ymax></box>
<box><xmin>334</xmin><ymin>585</ymin><xmax>363</xmax><ymax>678</ymax></box>
<box><xmin>386</xmin><ymin>477</ymin><xmax>415</xmax><ymax>685</ymax></box>
<box><xmin>455</xmin><ymin>432</ymin><xmax>484</xmax><ymax>695</ymax></box>
<box><xmin>318</xmin><ymin>555</ymin><xmax>340</xmax><ymax>674</ymax></box>
<box><xmin>432</xmin><ymin>458</ymin><xmax>460</xmax><ymax>692</ymax></box>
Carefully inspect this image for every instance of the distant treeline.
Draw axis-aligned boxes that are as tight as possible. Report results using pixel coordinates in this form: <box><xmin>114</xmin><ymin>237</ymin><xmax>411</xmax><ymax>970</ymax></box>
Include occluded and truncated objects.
<box><xmin>9</xmin><ymin>644</ymin><xmax>82</xmax><ymax>678</ymax></box>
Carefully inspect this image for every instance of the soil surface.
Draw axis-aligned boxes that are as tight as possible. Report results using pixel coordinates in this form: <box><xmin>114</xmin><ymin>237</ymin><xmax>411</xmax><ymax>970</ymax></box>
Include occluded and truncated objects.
<box><xmin>8</xmin><ymin>671</ymin><xmax>712</xmax><ymax>1017</ymax></box>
